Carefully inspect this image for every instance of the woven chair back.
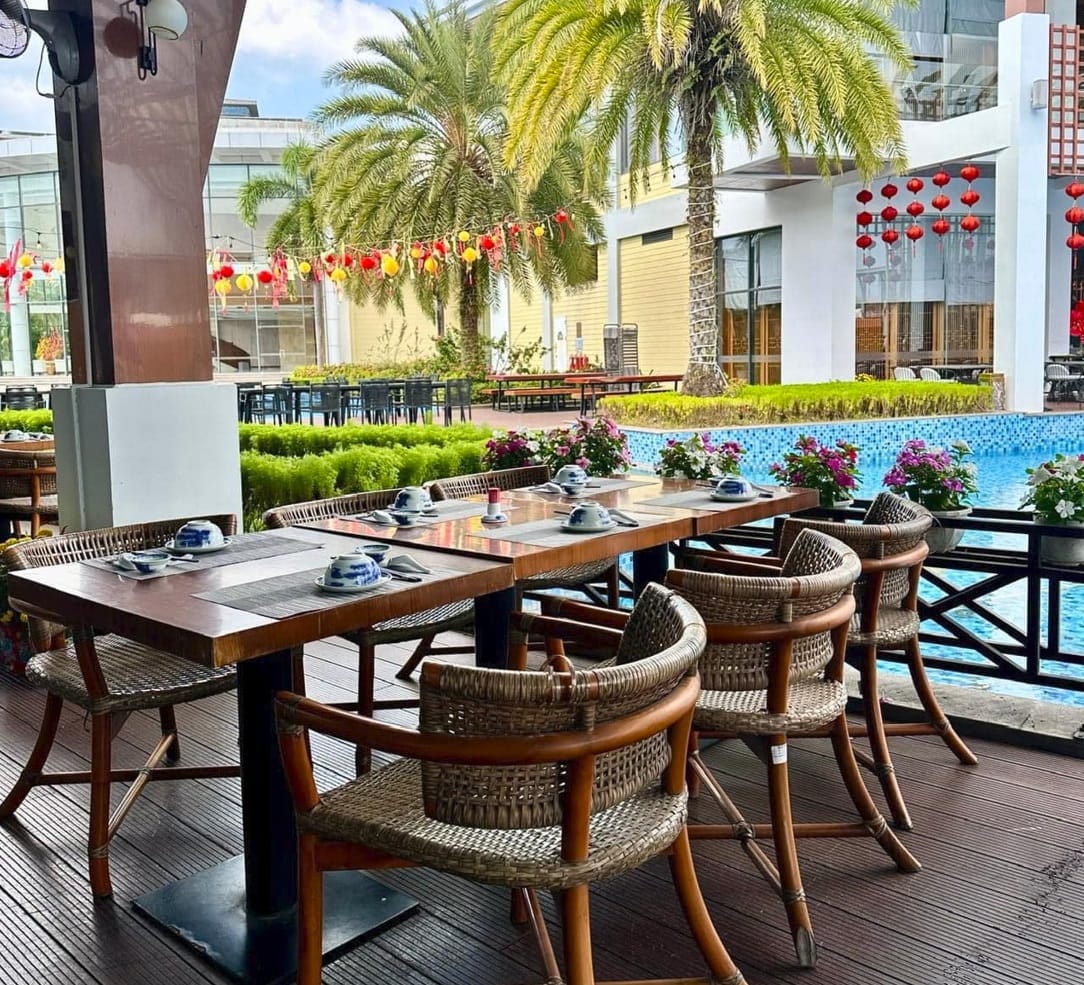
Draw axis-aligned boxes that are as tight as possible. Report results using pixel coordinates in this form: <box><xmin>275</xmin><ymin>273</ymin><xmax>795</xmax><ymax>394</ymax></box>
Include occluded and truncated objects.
<box><xmin>3</xmin><ymin>514</ymin><xmax>237</xmax><ymax>651</ymax></box>
<box><xmin>669</xmin><ymin>529</ymin><xmax>860</xmax><ymax>691</ymax></box>
<box><xmin>429</xmin><ymin>465</ymin><xmax>551</xmax><ymax>501</ymax></box>
<box><xmin>263</xmin><ymin>488</ymin><xmax>402</xmax><ymax>529</ymax></box>
<box><xmin>418</xmin><ymin>583</ymin><xmax>704</xmax><ymax>830</ymax></box>
<box><xmin>0</xmin><ymin>449</ymin><xmax>57</xmax><ymax>498</ymax></box>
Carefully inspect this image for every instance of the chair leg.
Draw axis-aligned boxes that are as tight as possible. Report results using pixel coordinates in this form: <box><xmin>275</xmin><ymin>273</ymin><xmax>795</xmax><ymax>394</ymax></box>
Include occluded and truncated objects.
<box><xmin>0</xmin><ymin>692</ymin><xmax>61</xmax><ymax>818</ymax></box>
<box><xmin>158</xmin><ymin>706</ymin><xmax>181</xmax><ymax>764</ymax></box>
<box><xmin>904</xmin><ymin>636</ymin><xmax>977</xmax><ymax>765</ymax></box>
<box><xmin>89</xmin><ymin>713</ymin><xmax>114</xmax><ymax>898</ymax></box>
<box><xmin>857</xmin><ymin>645</ymin><xmax>912</xmax><ymax>830</ymax></box>
<box><xmin>395</xmin><ymin>633</ymin><xmax>436</xmax><ymax>682</ymax></box>
<box><xmin>765</xmin><ymin>740</ymin><xmax>816</xmax><ymax>968</ymax></box>
<box><xmin>829</xmin><ymin>715</ymin><xmax>921</xmax><ymax>873</ymax></box>
<box><xmin>605</xmin><ymin>564</ymin><xmax>620</xmax><ymax>609</ymax></box>
<box><xmin>559</xmin><ymin>883</ymin><xmax>595</xmax><ymax>985</ymax></box>
<box><xmin>356</xmin><ymin>640</ymin><xmax>376</xmax><ymax>776</ymax></box>
<box><xmin>297</xmin><ymin>835</ymin><xmax>323</xmax><ymax>985</ymax></box>
<box><xmin>669</xmin><ymin>827</ymin><xmax>747</xmax><ymax>985</ymax></box>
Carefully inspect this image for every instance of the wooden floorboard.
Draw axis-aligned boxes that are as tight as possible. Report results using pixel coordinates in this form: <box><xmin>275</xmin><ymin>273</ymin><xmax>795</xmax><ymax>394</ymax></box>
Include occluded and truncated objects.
<box><xmin>0</xmin><ymin>637</ymin><xmax>1082</xmax><ymax>985</ymax></box>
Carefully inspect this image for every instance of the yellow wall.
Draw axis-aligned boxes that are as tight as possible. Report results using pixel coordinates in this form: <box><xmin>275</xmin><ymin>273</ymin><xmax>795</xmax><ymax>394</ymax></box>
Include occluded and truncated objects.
<box><xmin>617</xmin><ymin>162</ymin><xmax>679</xmax><ymax>209</ymax></box>
<box><xmin>617</xmin><ymin>226</ymin><xmax>689</xmax><ymax>374</ymax></box>
<box><xmin>552</xmin><ymin>244</ymin><xmax>609</xmax><ymax>366</ymax></box>
<box><xmin>349</xmin><ymin>290</ymin><xmax>438</xmax><ymax>365</ymax></box>
<box><xmin>506</xmin><ymin>277</ymin><xmax>541</xmax><ymax>352</ymax></box>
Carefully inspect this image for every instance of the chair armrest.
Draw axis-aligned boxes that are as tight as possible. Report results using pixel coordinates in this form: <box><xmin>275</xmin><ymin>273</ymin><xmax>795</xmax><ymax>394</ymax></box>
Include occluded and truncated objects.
<box><xmin>540</xmin><ymin>596</ymin><xmax>631</xmax><ymax>630</ymax></box>
<box><xmin>509</xmin><ymin>611</ymin><xmax>625</xmax><ymax>652</ymax></box>
<box><xmin>675</xmin><ymin>550</ymin><xmax>784</xmax><ymax>576</ymax></box>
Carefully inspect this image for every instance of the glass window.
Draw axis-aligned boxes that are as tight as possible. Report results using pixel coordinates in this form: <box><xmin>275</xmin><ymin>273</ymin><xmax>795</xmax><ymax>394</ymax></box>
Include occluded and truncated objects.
<box><xmin>716</xmin><ymin>227</ymin><xmax>783</xmax><ymax>384</ymax></box>
<box><xmin>207</xmin><ymin>164</ymin><xmax>250</xmax><ymax>199</ymax></box>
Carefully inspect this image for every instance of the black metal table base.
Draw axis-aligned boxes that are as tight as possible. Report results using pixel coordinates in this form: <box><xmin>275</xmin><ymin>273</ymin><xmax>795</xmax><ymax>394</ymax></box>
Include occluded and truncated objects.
<box><xmin>133</xmin><ymin>855</ymin><xmax>417</xmax><ymax>985</ymax></box>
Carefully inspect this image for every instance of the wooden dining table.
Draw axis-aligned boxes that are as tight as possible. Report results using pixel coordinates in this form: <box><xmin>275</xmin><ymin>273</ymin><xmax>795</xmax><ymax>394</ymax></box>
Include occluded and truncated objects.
<box><xmin>5</xmin><ymin>526</ymin><xmax>514</xmax><ymax>985</ymax></box>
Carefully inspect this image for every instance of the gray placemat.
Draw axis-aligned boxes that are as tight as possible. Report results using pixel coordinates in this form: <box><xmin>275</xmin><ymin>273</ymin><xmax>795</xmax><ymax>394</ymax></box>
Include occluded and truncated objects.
<box><xmin>194</xmin><ymin>567</ymin><xmax>402</xmax><ymax>618</ymax></box>
<box><xmin>353</xmin><ymin>500</ymin><xmax>514</xmax><ymax>526</ymax></box>
<box><xmin>473</xmin><ymin>511</ymin><xmax>673</xmax><ymax>547</ymax></box>
<box><xmin>82</xmin><ymin>534</ymin><xmax>321</xmax><ymax>581</ymax></box>
<box><xmin>637</xmin><ymin>488</ymin><xmax>779</xmax><ymax>510</ymax></box>
<box><xmin>532</xmin><ymin>476</ymin><xmax>655</xmax><ymax>494</ymax></box>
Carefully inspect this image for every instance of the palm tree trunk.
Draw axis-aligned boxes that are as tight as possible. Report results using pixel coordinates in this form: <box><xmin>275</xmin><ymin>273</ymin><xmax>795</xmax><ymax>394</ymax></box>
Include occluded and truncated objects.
<box><xmin>681</xmin><ymin>91</ymin><xmax>726</xmax><ymax>397</ymax></box>
<box><xmin>458</xmin><ymin>269</ymin><xmax>482</xmax><ymax>374</ymax></box>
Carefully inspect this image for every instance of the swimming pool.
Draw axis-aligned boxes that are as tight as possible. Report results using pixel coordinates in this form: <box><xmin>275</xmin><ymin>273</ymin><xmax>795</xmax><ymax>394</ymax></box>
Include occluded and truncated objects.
<box><xmin>623</xmin><ymin>412</ymin><xmax>1084</xmax><ymax>707</ymax></box>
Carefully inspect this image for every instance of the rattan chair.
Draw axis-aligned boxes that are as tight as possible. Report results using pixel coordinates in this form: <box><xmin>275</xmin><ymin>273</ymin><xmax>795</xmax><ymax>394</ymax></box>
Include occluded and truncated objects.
<box><xmin>0</xmin><ymin>449</ymin><xmax>59</xmax><ymax>535</ymax></box>
<box><xmin>430</xmin><ymin>467</ymin><xmax>621</xmax><ymax>608</ymax></box>
<box><xmin>275</xmin><ymin>583</ymin><xmax>748</xmax><ymax>985</ymax></box>
<box><xmin>263</xmin><ymin>489</ymin><xmax>474</xmax><ymax>773</ymax></box>
<box><xmin>779</xmin><ymin>492</ymin><xmax>977</xmax><ymax>830</ymax></box>
<box><xmin>0</xmin><ymin>515</ymin><xmax>241</xmax><ymax>898</ymax></box>
<box><xmin>665</xmin><ymin>528</ymin><xmax>919</xmax><ymax>967</ymax></box>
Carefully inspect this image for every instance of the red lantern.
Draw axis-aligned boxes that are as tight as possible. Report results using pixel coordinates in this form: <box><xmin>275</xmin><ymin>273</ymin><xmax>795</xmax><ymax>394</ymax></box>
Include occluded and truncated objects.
<box><xmin>881</xmin><ymin>228</ymin><xmax>899</xmax><ymax>244</ymax></box>
<box><xmin>905</xmin><ymin>177</ymin><xmax>924</xmax><ymax>194</ymax></box>
<box><xmin>881</xmin><ymin>182</ymin><xmax>898</xmax><ymax>199</ymax></box>
<box><xmin>0</xmin><ymin>260</ymin><xmax>10</xmax><ymax>279</ymax></box>
<box><xmin>1067</xmin><ymin>207</ymin><xmax>1084</xmax><ymax>225</ymax></box>
<box><xmin>906</xmin><ymin>224</ymin><xmax>924</xmax><ymax>242</ymax></box>
<box><xmin>959</xmin><ymin>164</ymin><xmax>981</xmax><ymax>183</ymax></box>
<box><xmin>856</xmin><ymin>234</ymin><xmax>874</xmax><ymax>249</ymax></box>
<box><xmin>1067</xmin><ymin>233</ymin><xmax>1084</xmax><ymax>250</ymax></box>
<box><xmin>880</xmin><ymin>206</ymin><xmax>898</xmax><ymax>222</ymax></box>
<box><xmin>325</xmin><ymin>253</ymin><xmax>336</xmax><ymax>266</ymax></box>
<box><xmin>257</xmin><ymin>269</ymin><xmax>273</xmax><ymax>285</ymax></box>
<box><xmin>554</xmin><ymin>209</ymin><xmax>569</xmax><ymax>224</ymax></box>
<box><xmin>856</xmin><ymin>211</ymin><xmax>873</xmax><ymax>226</ymax></box>
<box><xmin>218</xmin><ymin>264</ymin><xmax>234</xmax><ymax>279</ymax></box>
<box><xmin>341</xmin><ymin>253</ymin><xmax>353</xmax><ymax>267</ymax></box>
<box><xmin>960</xmin><ymin>188</ymin><xmax>981</xmax><ymax>207</ymax></box>
<box><xmin>932</xmin><ymin>170</ymin><xmax>951</xmax><ymax>188</ymax></box>
<box><xmin>40</xmin><ymin>261</ymin><xmax>51</xmax><ymax>274</ymax></box>
<box><xmin>478</xmin><ymin>234</ymin><xmax>496</xmax><ymax>251</ymax></box>
<box><xmin>856</xmin><ymin>189</ymin><xmax>873</xmax><ymax>204</ymax></box>
<box><xmin>931</xmin><ymin>194</ymin><xmax>951</xmax><ymax>212</ymax></box>
<box><xmin>433</xmin><ymin>239</ymin><xmax>448</xmax><ymax>256</ymax></box>
<box><xmin>360</xmin><ymin>254</ymin><xmax>378</xmax><ymax>272</ymax></box>
<box><xmin>906</xmin><ymin>201</ymin><xmax>925</xmax><ymax>217</ymax></box>
<box><xmin>210</xmin><ymin>269</ymin><xmax>222</xmax><ymax>282</ymax></box>
<box><xmin>1066</xmin><ymin>181</ymin><xmax>1084</xmax><ymax>200</ymax></box>
<box><xmin>960</xmin><ymin>214</ymin><xmax>981</xmax><ymax>233</ymax></box>
<box><xmin>932</xmin><ymin>218</ymin><xmax>951</xmax><ymax>237</ymax></box>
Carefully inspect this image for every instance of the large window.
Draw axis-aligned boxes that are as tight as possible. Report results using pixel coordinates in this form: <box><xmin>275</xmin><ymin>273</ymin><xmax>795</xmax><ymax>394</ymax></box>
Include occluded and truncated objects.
<box><xmin>855</xmin><ymin>215</ymin><xmax>994</xmax><ymax>377</ymax></box>
<box><xmin>717</xmin><ymin>228</ymin><xmax>782</xmax><ymax>384</ymax></box>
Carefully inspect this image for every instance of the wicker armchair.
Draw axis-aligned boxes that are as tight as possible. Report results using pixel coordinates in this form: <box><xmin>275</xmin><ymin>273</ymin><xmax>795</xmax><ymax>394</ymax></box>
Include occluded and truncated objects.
<box><xmin>666</xmin><ymin>529</ymin><xmax>919</xmax><ymax>967</ymax></box>
<box><xmin>779</xmin><ymin>492</ymin><xmax>977</xmax><ymax>830</ymax></box>
<box><xmin>276</xmin><ymin>583</ymin><xmax>747</xmax><ymax>985</ymax></box>
<box><xmin>430</xmin><ymin>467</ymin><xmax>621</xmax><ymax>608</ymax></box>
<box><xmin>263</xmin><ymin>488</ymin><xmax>474</xmax><ymax>774</ymax></box>
<box><xmin>0</xmin><ymin>515</ymin><xmax>241</xmax><ymax>898</ymax></box>
<box><xmin>0</xmin><ymin>449</ymin><xmax>59</xmax><ymax>535</ymax></box>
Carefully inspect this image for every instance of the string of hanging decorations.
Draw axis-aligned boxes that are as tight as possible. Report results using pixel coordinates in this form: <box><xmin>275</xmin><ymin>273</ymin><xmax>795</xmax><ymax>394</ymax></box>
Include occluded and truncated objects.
<box><xmin>0</xmin><ymin>240</ymin><xmax>65</xmax><ymax>312</ymax></box>
<box><xmin>206</xmin><ymin>207</ymin><xmax>575</xmax><ymax>310</ymax></box>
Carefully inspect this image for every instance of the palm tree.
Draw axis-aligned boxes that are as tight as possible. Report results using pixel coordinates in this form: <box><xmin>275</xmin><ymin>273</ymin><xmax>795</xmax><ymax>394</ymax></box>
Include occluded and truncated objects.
<box><xmin>237</xmin><ymin>140</ymin><xmax>329</xmax><ymax>365</ymax></box>
<box><xmin>498</xmin><ymin>0</ymin><xmax>911</xmax><ymax>395</ymax></box>
<box><xmin>314</xmin><ymin>0</ymin><xmax>607</xmax><ymax>373</ymax></box>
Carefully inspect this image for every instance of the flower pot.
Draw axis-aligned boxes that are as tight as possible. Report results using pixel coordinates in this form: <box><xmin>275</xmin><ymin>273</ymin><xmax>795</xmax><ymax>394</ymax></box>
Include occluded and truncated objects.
<box><xmin>1037</xmin><ymin>518</ymin><xmax>1084</xmax><ymax>567</ymax></box>
<box><xmin>31</xmin><ymin>359</ymin><xmax>46</xmax><ymax>375</ymax></box>
<box><xmin>926</xmin><ymin>506</ymin><xmax>971</xmax><ymax>555</ymax></box>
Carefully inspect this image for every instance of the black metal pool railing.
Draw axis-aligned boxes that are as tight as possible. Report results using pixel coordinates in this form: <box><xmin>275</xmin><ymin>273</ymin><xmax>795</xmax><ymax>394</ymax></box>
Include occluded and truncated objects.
<box><xmin>697</xmin><ymin>500</ymin><xmax>1084</xmax><ymax>696</ymax></box>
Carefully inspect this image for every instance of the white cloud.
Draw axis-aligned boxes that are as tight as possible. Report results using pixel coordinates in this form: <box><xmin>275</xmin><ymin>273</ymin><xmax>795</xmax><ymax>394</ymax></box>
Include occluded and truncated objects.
<box><xmin>236</xmin><ymin>0</ymin><xmax>402</xmax><ymax>72</ymax></box>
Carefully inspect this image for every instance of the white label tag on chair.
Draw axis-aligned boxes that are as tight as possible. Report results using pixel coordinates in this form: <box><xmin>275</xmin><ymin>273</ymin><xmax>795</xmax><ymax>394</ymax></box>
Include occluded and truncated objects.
<box><xmin>771</xmin><ymin>744</ymin><xmax>788</xmax><ymax>765</ymax></box>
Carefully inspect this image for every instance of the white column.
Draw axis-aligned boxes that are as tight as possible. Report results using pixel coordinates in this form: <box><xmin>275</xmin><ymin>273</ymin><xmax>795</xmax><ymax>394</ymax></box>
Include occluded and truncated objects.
<box><xmin>9</xmin><ymin>295</ymin><xmax>31</xmax><ymax>376</ymax></box>
<box><xmin>1047</xmin><ymin>197</ymin><xmax>1072</xmax><ymax>355</ymax></box>
<box><xmin>830</xmin><ymin>186</ymin><xmax>860</xmax><ymax>380</ymax></box>
<box><xmin>993</xmin><ymin>13</ymin><xmax>1051</xmax><ymax>412</ymax></box>
<box><xmin>540</xmin><ymin>291</ymin><xmax>554</xmax><ymax>371</ymax></box>
<box><xmin>323</xmin><ymin>278</ymin><xmax>345</xmax><ymax>364</ymax></box>
<box><xmin>606</xmin><ymin>233</ymin><xmax>621</xmax><ymax>323</ymax></box>
<box><xmin>52</xmin><ymin>383</ymin><xmax>243</xmax><ymax>531</ymax></box>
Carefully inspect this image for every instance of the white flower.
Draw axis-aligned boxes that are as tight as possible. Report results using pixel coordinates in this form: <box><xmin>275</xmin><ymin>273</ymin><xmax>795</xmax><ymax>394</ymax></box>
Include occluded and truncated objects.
<box><xmin>1058</xmin><ymin>457</ymin><xmax>1084</xmax><ymax>475</ymax></box>
<box><xmin>951</xmin><ymin>439</ymin><xmax>971</xmax><ymax>454</ymax></box>
<box><xmin>1055</xmin><ymin>499</ymin><xmax>1077</xmax><ymax>519</ymax></box>
<box><xmin>1028</xmin><ymin>467</ymin><xmax>1053</xmax><ymax>486</ymax></box>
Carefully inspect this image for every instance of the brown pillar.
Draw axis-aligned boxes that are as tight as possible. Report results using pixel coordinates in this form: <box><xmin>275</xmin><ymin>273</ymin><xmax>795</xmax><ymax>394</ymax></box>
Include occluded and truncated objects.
<box><xmin>53</xmin><ymin>0</ymin><xmax>246</xmax><ymax>385</ymax></box>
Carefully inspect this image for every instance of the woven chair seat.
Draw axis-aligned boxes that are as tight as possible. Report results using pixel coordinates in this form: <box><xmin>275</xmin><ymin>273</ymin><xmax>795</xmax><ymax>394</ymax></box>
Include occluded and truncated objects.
<box><xmin>0</xmin><ymin>494</ymin><xmax>59</xmax><ymax>518</ymax></box>
<box><xmin>26</xmin><ymin>635</ymin><xmax>237</xmax><ymax>715</ymax></box>
<box><xmin>694</xmin><ymin>678</ymin><xmax>847</xmax><ymax>735</ymax></box>
<box><xmin>523</xmin><ymin>559</ymin><xmax>615</xmax><ymax>590</ymax></box>
<box><xmin>848</xmin><ymin>607</ymin><xmax>919</xmax><ymax>647</ymax></box>
<box><xmin>350</xmin><ymin>599</ymin><xmax>474</xmax><ymax>645</ymax></box>
<box><xmin>300</xmin><ymin>757</ymin><xmax>686</xmax><ymax>890</ymax></box>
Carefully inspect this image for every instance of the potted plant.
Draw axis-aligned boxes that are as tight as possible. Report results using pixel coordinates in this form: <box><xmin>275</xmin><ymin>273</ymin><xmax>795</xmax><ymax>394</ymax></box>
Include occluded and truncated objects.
<box><xmin>539</xmin><ymin>417</ymin><xmax>630</xmax><ymax>477</ymax></box>
<box><xmin>34</xmin><ymin>329</ymin><xmax>64</xmax><ymax>375</ymax></box>
<box><xmin>1021</xmin><ymin>453</ymin><xmax>1084</xmax><ymax>566</ymax></box>
<box><xmin>481</xmin><ymin>428</ymin><xmax>540</xmax><ymax>471</ymax></box>
<box><xmin>769</xmin><ymin>435</ymin><xmax>861</xmax><ymax>508</ymax></box>
<box><xmin>883</xmin><ymin>439</ymin><xmax>978</xmax><ymax>553</ymax></box>
<box><xmin>656</xmin><ymin>432</ymin><xmax>746</xmax><ymax>480</ymax></box>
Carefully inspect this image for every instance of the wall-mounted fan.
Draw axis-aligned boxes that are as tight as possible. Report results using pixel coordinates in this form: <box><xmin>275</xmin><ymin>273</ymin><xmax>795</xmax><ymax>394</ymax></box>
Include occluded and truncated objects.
<box><xmin>0</xmin><ymin>0</ymin><xmax>88</xmax><ymax>86</ymax></box>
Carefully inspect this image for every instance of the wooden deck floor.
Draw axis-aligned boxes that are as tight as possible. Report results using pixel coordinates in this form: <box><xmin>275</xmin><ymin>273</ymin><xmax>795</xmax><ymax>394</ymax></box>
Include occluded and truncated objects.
<box><xmin>0</xmin><ymin>635</ymin><xmax>1082</xmax><ymax>985</ymax></box>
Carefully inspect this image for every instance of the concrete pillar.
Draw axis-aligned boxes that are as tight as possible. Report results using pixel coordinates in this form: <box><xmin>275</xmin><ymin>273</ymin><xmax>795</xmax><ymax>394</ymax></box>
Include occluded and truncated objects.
<box><xmin>993</xmin><ymin>13</ymin><xmax>1051</xmax><ymax>412</ymax></box>
<box><xmin>9</xmin><ymin>296</ymin><xmax>31</xmax><ymax>376</ymax></box>
<box><xmin>540</xmin><ymin>291</ymin><xmax>554</xmax><ymax>370</ymax></box>
<box><xmin>1047</xmin><ymin>195</ymin><xmax>1072</xmax><ymax>355</ymax></box>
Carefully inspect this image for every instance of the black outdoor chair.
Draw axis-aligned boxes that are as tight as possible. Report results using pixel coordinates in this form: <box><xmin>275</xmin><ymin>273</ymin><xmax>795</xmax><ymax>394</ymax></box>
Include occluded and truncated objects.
<box><xmin>308</xmin><ymin>384</ymin><xmax>343</xmax><ymax>426</ymax></box>
<box><xmin>360</xmin><ymin>382</ymin><xmax>393</xmax><ymax>424</ymax></box>
<box><xmin>3</xmin><ymin>386</ymin><xmax>44</xmax><ymax>411</ymax></box>
<box><xmin>443</xmin><ymin>377</ymin><xmax>473</xmax><ymax>425</ymax></box>
<box><xmin>246</xmin><ymin>385</ymin><xmax>290</xmax><ymax>425</ymax></box>
<box><xmin>402</xmin><ymin>379</ymin><xmax>435</xmax><ymax>424</ymax></box>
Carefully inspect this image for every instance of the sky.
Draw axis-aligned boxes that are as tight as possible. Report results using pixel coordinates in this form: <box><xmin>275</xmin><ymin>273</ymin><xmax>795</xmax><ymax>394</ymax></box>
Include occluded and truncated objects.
<box><xmin>2</xmin><ymin>0</ymin><xmax>410</xmax><ymax>134</ymax></box>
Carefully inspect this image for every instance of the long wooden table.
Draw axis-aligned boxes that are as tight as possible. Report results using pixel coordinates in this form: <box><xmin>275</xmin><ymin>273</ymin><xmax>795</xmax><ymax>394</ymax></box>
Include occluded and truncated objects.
<box><xmin>6</xmin><ymin>527</ymin><xmax>513</xmax><ymax>985</ymax></box>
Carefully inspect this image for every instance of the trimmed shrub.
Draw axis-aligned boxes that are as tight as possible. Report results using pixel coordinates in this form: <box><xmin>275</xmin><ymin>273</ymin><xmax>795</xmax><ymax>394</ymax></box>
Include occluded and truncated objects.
<box><xmin>0</xmin><ymin>410</ymin><xmax>54</xmax><ymax>434</ymax></box>
<box><xmin>598</xmin><ymin>382</ymin><xmax>994</xmax><ymax>428</ymax></box>
<box><xmin>238</xmin><ymin>422</ymin><xmax>488</xmax><ymax>456</ymax></box>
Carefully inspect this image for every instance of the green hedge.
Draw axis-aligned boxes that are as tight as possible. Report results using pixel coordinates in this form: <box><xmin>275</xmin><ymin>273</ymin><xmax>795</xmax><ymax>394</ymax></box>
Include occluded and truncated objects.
<box><xmin>241</xmin><ymin>439</ymin><xmax>486</xmax><ymax>528</ymax></box>
<box><xmin>598</xmin><ymin>382</ymin><xmax>995</xmax><ymax>428</ymax></box>
<box><xmin>238</xmin><ymin>422</ymin><xmax>488</xmax><ymax>456</ymax></box>
<box><xmin>0</xmin><ymin>410</ymin><xmax>53</xmax><ymax>434</ymax></box>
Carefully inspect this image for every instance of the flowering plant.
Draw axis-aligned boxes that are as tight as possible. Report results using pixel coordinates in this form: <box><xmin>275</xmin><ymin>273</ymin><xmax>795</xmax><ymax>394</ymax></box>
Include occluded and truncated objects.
<box><xmin>481</xmin><ymin>428</ymin><xmax>540</xmax><ymax>472</ymax></box>
<box><xmin>882</xmin><ymin>439</ymin><xmax>977</xmax><ymax>512</ymax></box>
<box><xmin>34</xmin><ymin>329</ymin><xmax>63</xmax><ymax>362</ymax></box>
<box><xmin>538</xmin><ymin>417</ymin><xmax>630</xmax><ymax>476</ymax></box>
<box><xmin>656</xmin><ymin>432</ymin><xmax>746</xmax><ymax>480</ymax></box>
<box><xmin>769</xmin><ymin>435</ymin><xmax>861</xmax><ymax>507</ymax></box>
<box><xmin>1021</xmin><ymin>453</ymin><xmax>1084</xmax><ymax>524</ymax></box>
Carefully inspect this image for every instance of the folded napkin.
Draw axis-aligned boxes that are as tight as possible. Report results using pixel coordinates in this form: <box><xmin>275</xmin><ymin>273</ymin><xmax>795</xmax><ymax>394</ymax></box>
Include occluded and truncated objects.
<box><xmin>607</xmin><ymin>508</ymin><xmax>640</xmax><ymax>528</ymax></box>
<box><xmin>360</xmin><ymin>510</ymin><xmax>397</xmax><ymax>525</ymax></box>
<box><xmin>111</xmin><ymin>554</ymin><xmax>138</xmax><ymax>571</ymax></box>
<box><xmin>384</xmin><ymin>554</ymin><xmax>432</xmax><ymax>574</ymax></box>
<box><xmin>529</xmin><ymin>482</ymin><xmax>564</xmax><ymax>494</ymax></box>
